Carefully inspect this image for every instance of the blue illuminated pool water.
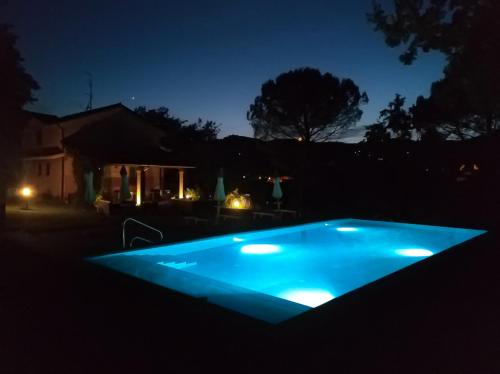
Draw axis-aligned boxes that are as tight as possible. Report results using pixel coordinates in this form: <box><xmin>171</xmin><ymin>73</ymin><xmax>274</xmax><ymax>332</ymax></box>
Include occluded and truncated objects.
<box><xmin>89</xmin><ymin>219</ymin><xmax>485</xmax><ymax>323</ymax></box>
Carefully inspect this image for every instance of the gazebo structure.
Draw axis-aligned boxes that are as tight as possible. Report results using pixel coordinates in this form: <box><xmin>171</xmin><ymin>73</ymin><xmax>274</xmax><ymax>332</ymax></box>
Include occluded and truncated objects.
<box><xmin>99</xmin><ymin>158</ymin><xmax>194</xmax><ymax>206</ymax></box>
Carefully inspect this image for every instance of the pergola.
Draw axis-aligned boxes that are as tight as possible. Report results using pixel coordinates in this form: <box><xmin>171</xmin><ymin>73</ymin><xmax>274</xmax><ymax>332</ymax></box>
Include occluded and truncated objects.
<box><xmin>111</xmin><ymin>163</ymin><xmax>195</xmax><ymax>206</ymax></box>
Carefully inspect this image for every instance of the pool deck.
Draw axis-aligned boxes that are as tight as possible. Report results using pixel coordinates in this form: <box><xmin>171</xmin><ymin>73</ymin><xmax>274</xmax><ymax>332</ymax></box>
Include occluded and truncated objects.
<box><xmin>1</xmin><ymin>218</ymin><xmax>500</xmax><ymax>373</ymax></box>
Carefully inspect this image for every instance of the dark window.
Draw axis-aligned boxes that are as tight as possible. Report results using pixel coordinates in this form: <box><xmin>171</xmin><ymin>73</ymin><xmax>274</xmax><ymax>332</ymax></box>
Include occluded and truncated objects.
<box><xmin>36</xmin><ymin>129</ymin><xmax>42</xmax><ymax>146</ymax></box>
<box><xmin>38</xmin><ymin>163</ymin><xmax>42</xmax><ymax>176</ymax></box>
<box><xmin>46</xmin><ymin>162</ymin><xmax>50</xmax><ymax>176</ymax></box>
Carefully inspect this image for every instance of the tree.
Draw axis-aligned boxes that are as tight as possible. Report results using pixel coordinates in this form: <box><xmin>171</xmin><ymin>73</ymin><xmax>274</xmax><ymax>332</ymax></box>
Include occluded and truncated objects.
<box><xmin>364</xmin><ymin>122</ymin><xmax>391</xmax><ymax>143</ymax></box>
<box><xmin>247</xmin><ymin>68</ymin><xmax>368</xmax><ymax>143</ymax></box>
<box><xmin>134</xmin><ymin>106</ymin><xmax>185</xmax><ymax>132</ymax></box>
<box><xmin>410</xmin><ymin>60</ymin><xmax>500</xmax><ymax>140</ymax></box>
<box><xmin>430</xmin><ymin>57</ymin><xmax>500</xmax><ymax>136</ymax></box>
<box><xmin>411</xmin><ymin>88</ymin><xmax>471</xmax><ymax>141</ymax></box>
<box><xmin>0</xmin><ymin>24</ymin><xmax>39</xmax><ymax>227</ymax></box>
<box><xmin>180</xmin><ymin>118</ymin><xmax>219</xmax><ymax>142</ymax></box>
<box><xmin>369</xmin><ymin>1</ymin><xmax>500</xmax><ymax>137</ymax></box>
<box><xmin>410</xmin><ymin>95</ymin><xmax>447</xmax><ymax>141</ymax></box>
<box><xmin>134</xmin><ymin>106</ymin><xmax>220</xmax><ymax>142</ymax></box>
<box><xmin>378</xmin><ymin>94</ymin><xmax>413</xmax><ymax>140</ymax></box>
<box><xmin>369</xmin><ymin>0</ymin><xmax>499</xmax><ymax>65</ymax></box>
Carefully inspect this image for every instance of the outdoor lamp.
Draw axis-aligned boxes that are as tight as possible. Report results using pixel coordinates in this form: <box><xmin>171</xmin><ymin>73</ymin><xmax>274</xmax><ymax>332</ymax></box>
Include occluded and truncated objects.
<box><xmin>20</xmin><ymin>186</ymin><xmax>33</xmax><ymax>209</ymax></box>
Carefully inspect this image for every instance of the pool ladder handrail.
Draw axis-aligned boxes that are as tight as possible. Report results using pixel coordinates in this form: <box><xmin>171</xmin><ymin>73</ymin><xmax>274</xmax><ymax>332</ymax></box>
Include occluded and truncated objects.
<box><xmin>122</xmin><ymin>218</ymin><xmax>164</xmax><ymax>248</ymax></box>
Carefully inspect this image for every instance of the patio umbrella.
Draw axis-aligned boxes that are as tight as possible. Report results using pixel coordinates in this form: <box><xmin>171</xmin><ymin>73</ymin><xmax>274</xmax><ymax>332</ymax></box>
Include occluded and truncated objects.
<box><xmin>213</xmin><ymin>173</ymin><xmax>226</xmax><ymax>221</ymax></box>
<box><xmin>83</xmin><ymin>171</ymin><xmax>96</xmax><ymax>205</ymax></box>
<box><xmin>272</xmin><ymin>176</ymin><xmax>283</xmax><ymax>210</ymax></box>
<box><xmin>120</xmin><ymin>166</ymin><xmax>131</xmax><ymax>202</ymax></box>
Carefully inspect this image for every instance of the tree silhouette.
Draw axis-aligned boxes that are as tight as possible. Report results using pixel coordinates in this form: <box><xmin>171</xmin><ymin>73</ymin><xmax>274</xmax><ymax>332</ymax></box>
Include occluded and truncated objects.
<box><xmin>181</xmin><ymin>118</ymin><xmax>219</xmax><ymax>142</ymax></box>
<box><xmin>135</xmin><ymin>106</ymin><xmax>220</xmax><ymax>142</ymax></box>
<box><xmin>364</xmin><ymin>122</ymin><xmax>391</xmax><ymax>143</ymax></box>
<box><xmin>369</xmin><ymin>0</ymin><xmax>499</xmax><ymax>65</ymax></box>
<box><xmin>369</xmin><ymin>1</ymin><xmax>500</xmax><ymax>137</ymax></box>
<box><xmin>248</xmin><ymin>68</ymin><xmax>367</xmax><ymax>143</ymax></box>
<box><xmin>429</xmin><ymin>60</ymin><xmax>499</xmax><ymax>136</ymax></box>
<box><xmin>411</xmin><ymin>88</ymin><xmax>471</xmax><ymax>141</ymax></box>
<box><xmin>410</xmin><ymin>96</ymin><xmax>447</xmax><ymax>141</ymax></box>
<box><xmin>134</xmin><ymin>106</ymin><xmax>185</xmax><ymax>132</ymax></box>
<box><xmin>378</xmin><ymin>94</ymin><xmax>412</xmax><ymax>140</ymax></box>
<box><xmin>0</xmin><ymin>24</ymin><xmax>39</xmax><ymax>227</ymax></box>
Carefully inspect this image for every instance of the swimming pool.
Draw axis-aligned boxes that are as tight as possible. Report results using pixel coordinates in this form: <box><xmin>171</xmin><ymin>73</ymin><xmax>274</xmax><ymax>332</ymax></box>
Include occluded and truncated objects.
<box><xmin>89</xmin><ymin>219</ymin><xmax>485</xmax><ymax>323</ymax></box>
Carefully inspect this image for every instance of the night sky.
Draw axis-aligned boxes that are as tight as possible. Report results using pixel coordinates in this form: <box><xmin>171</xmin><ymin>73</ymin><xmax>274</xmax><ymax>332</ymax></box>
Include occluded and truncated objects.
<box><xmin>3</xmin><ymin>0</ymin><xmax>445</xmax><ymax>141</ymax></box>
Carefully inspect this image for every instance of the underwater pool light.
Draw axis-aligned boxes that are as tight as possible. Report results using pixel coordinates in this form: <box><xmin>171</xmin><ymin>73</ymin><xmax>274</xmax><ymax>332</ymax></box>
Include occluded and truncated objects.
<box><xmin>232</xmin><ymin>237</ymin><xmax>244</xmax><ymax>242</ymax></box>
<box><xmin>395</xmin><ymin>248</ymin><xmax>433</xmax><ymax>257</ymax></box>
<box><xmin>336</xmin><ymin>227</ymin><xmax>358</xmax><ymax>232</ymax></box>
<box><xmin>279</xmin><ymin>288</ymin><xmax>335</xmax><ymax>307</ymax></box>
<box><xmin>241</xmin><ymin>244</ymin><xmax>281</xmax><ymax>254</ymax></box>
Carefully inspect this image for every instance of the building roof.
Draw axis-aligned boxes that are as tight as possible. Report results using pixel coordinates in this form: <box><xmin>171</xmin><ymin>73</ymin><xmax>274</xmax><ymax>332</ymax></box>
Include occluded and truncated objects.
<box><xmin>23</xmin><ymin>147</ymin><xmax>64</xmax><ymax>159</ymax></box>
<box><xmin>23</xmin><ymin>110</ymin><xmax>60</xmax><ymax>124</ymax></box>
<box><xmin>58</xmin><ymin>103</ymin><xmax>125</xmax><ymax>122</ymax></box>
<box><xmin>62</xmin><ymin>112</ymin><xmax>195</xmax><ymax>168</ymax></box>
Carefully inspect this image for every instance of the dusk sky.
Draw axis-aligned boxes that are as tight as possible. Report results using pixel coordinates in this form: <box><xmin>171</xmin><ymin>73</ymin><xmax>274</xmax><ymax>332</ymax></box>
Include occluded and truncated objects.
<box><xmin>3</xmin><ymin>0</ymin><xmax>446</xmax><ymax>142</ymax></box>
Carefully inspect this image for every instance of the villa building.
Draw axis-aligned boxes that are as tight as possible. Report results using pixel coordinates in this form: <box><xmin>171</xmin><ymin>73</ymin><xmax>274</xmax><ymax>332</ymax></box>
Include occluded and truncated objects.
<box><xmin>21</xmin><ymin>104</ymin><xmax>194</xmax><ymax>205</ymax></box>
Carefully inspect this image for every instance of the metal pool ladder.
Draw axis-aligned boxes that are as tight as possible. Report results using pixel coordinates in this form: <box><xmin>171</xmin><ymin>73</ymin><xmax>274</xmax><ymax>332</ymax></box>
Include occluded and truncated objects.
<box><xmin>122</xmin><ymin>218</ymin><xmax>164</xmax><ymax>248</ymax></box>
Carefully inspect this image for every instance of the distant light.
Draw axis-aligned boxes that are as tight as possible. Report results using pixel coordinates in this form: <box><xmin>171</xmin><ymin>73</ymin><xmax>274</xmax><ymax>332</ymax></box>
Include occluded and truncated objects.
<box><xmin>279</xmin><ymin>289</ymin><xmax>334</xmax><ymax>307</ymax></box>
<box><xmin>232</xmin><ymin>237</ymin><xmax>244</xmax><ymax>242</ymax></box>
<box><xmin>395</xmin><ymin>248</ymin><xmax>433</xmax><ymax>257</ymax></box>
<box><xmin>241</xmin><ymin>244</ymin><xmax>281</xmax><ymax>254</ymax></box>
<box><xmin>242</xmin><ymin>175</ymin><xmax>246</xmax><ymax>179</ymax></box>
<box><xmin>21</xmin><ymin>187</ymin><xmax>32</xmax><ymax>198</ymax></box>
<box><xmin>336</xmin><ymin>227</ymin><xmax>358</xmax><ymax>232</ymax></box>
